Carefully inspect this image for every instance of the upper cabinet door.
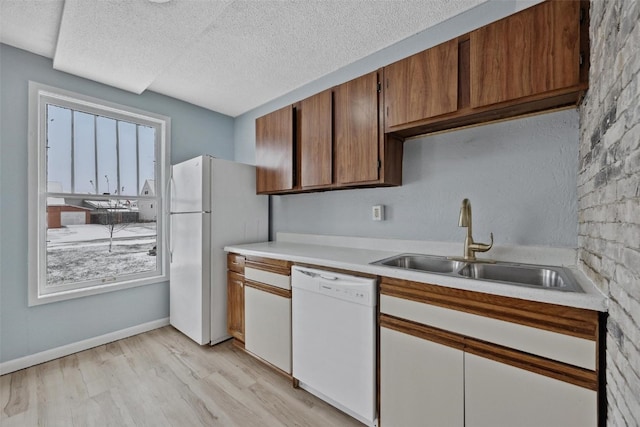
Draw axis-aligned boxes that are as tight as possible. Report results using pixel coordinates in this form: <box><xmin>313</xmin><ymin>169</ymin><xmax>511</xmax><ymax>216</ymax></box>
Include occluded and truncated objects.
<box><xmin>384</xmin><ymin>39</ymin><xmax>459</xmax><ymax>130</ymax></box>
<box><xmin>334</xmin><ymin>71</ymin><xmax>380</xmax><ymax>185</ymax></box>
<box><xmin>299</xmin><ymin>90</ymin><xmax>333</xmax><ymax>189</ymax></box>
<box><xmin>255</xmin><ymin>105</ymin><xmax>294</xmax><ymax>194</ymax></box>
<box><xmin>470</xmin><ymin>1</ymin><xmax>581</xmax><ymax>108</ymax></box>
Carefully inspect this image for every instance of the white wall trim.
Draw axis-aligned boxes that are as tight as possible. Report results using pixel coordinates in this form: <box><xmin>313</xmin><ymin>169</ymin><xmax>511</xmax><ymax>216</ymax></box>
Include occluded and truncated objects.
<box><xmin>0</xmin><ymin>317</ymin><xmax>169</xmax><ymax>375</ymax></box>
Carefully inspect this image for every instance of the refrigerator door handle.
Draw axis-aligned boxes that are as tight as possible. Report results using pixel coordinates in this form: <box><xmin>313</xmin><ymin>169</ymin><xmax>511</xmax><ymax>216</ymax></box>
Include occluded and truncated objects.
<box><xmin>166</xmin><ymin>166</ymin><xmax>174</xmax><ymax>214</ymax></box>
<box><xmin>170</xmin><ymin>218</ymin><xmax>173</xmax><ymax>263</ymax></box>
<box><xmin>167</xmin><ymin>167</ymin><xmax>174</xmax><ymax>263</ymax></box>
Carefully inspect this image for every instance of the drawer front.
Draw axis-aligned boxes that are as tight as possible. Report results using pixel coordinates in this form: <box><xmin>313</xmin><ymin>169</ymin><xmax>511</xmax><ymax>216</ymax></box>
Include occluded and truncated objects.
<box><xmin>245</xmin><ymin>256</ymin><xmax>291</xmax><ymax>275</ymax></box>
<box><xmin>227</xmin><ymin>253</ymin><xmax>245</xmax><ymax>273</ymax></box>
<box><xmin>245</xmin><ymin>267</ymin><xmax>290</xmax><ymax>291</ymax></box>
<box><xmin>381</xmin><ymin>295</ymin><xmax>596</xmax><ymax>370</ymax></box>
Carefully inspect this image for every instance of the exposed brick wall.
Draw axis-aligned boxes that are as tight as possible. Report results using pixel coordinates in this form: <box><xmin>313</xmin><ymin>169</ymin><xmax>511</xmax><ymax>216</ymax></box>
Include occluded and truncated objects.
<box><xmin>578</xmin><ymin>1</ymin><xmax>640</xmax><ymax>425</ymax></box>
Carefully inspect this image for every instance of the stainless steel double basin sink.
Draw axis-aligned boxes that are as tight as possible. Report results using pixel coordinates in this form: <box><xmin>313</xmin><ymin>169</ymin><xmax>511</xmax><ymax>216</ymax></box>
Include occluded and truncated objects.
<box><xmin>371</xmin><ymin>253</ymin><xmax>582</xmax><ymax>293</ymax></box>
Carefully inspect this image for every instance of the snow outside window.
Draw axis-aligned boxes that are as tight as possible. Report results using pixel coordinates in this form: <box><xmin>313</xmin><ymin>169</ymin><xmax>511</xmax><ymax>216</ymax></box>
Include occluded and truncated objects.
<box><xmin>28</xmin><ymin>82</ymin><xmax>171</xmax><ymax>305</ymax></box>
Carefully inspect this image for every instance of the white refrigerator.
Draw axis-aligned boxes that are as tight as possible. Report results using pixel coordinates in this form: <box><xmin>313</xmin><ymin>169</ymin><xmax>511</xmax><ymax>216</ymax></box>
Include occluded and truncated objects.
<box><xmin>169</xmin><ymin>155</ymin><xmax>268</xmax><ymax>345</ymax></box>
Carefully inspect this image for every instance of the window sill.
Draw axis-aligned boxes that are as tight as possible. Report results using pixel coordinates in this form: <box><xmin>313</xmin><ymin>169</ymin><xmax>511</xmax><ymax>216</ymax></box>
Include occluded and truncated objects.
<box><xmin>28</xmin><ymin>274</ymin><xmax>168</xmax><ymax>306</ymax></box>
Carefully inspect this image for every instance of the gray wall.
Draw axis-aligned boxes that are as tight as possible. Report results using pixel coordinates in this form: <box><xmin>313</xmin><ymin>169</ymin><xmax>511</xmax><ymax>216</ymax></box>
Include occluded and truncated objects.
<box><xmin>578</xmin><ymin>1</ymin><xmax>640</xmax><ymax>425</ymax></box>
<box><xmin>0</xmin><ymin>44</ymin><xmax>235</xmax><ymax>363</ymax></box>
<box><xmin>272</xmin><ymin>110</ymin><xmax>579</xmax><ymax>247</ymax></box>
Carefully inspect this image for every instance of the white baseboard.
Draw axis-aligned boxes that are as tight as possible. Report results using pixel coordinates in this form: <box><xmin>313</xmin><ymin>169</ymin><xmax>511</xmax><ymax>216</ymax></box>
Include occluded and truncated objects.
<box><xmin>0</xmin><ymin>317</ymin><xmax>170</xmax><ymax>375</ymax></box>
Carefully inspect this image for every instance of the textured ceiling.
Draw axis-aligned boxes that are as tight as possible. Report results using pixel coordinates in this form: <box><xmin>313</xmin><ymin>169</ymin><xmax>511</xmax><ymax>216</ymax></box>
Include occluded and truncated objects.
<box><xmin>1</xmin><ymin>0</ymin><xmax>487</xmax><ymax>117</ymax></box>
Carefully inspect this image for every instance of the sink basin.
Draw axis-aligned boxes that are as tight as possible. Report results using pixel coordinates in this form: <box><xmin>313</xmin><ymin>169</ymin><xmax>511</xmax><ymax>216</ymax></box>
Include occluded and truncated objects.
<box><xmin>371</xmin><ymin>253</ymin><xmax>583</xmax><ymax>293</ymax></box>
<box><xmin>458</xmin><ymin>263</ymin><xmax>582</xmax><ymax>292</ymax></box>
<box><xmin>373</xmin><ymin>254</ymin><xmax>466</xmax><ymax>274</ymax></box>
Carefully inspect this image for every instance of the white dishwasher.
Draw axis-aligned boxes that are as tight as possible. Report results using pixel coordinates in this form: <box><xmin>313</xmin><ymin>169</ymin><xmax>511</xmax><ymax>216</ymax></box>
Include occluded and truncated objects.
<box><xmin>292</xmin><ymin>266</ymin><xmax>377</xmax><ymax>427</ymax></box>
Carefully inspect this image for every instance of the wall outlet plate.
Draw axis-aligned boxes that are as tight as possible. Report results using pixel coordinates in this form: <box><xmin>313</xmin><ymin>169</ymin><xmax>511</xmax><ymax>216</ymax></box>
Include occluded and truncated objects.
<box><xmin>372</xmin><ymin>205</ymin><xmax>384</xmax><ymax>221</ymax></box>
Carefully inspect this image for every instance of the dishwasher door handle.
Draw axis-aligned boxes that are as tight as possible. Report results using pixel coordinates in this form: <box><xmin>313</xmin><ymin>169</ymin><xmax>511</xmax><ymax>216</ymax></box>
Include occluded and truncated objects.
<box><xmin>297</xmin><ymin>270</ymin><xmax>317</xmax><ymax>278</ymax></box>
<box><xmin>319</xmin><ymin>274</ymin><xmax>338</xmax><ymax>281</ymax></box>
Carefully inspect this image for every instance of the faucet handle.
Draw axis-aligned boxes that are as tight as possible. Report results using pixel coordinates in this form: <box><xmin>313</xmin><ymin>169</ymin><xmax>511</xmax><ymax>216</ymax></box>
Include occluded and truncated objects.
<box><xmin>487</xmin><ymin>232</ymin><xmax>494</xmax><ymax>250</ymax></box>
<box><xmin>470</xmin><ymin>232</ymin><xmax>493</xmax><ymax>253</ymax></box>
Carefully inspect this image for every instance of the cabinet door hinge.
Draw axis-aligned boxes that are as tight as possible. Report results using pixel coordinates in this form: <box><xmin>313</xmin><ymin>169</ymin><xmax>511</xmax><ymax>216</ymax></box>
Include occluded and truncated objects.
<box><xmin>377</xmin><ymin>159</ymin><xmax>382</xmax><ymax>170</ymax></box>
<box><xmin>377</xmin><ymin>82</ymin><xmax>382</xmax><ymax>93</ymax></box>
<box><xmin>579</xmin><ymin>53</ymin><xmax>584</xmax><ymax>66</ymax></box>
<box><xmin>579</xmin><ymin>8</ymin><xmax>585</xmax><ymax>23</ymax></box>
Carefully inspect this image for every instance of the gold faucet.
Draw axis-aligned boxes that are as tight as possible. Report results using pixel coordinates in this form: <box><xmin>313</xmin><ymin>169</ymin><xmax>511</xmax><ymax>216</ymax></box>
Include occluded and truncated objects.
<box><xmin>458</xmin><ymin>198</ymin><xmax>493</xmax><ymax>261</ymax></box>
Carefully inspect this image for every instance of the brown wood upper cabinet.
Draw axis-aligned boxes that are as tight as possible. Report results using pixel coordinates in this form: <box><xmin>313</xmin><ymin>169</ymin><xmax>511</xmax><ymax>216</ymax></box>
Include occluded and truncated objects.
<box><xmin>470</xmin><ymin>0</ymin><xmax>583</xmax><ymax>108</ymax></box>
<box><xmin>334</xmin><ymin>71</ymin><xmax>380</xmax><ymax>185</ymax></box>
<box><xmin>384</xmin><ymin>39</ymin><xmax>459</xmax><ymax>130</ymax></box>
<box><xmin>334</xmin><ymin>71</ymin><xmax>403</xmax><ymax>187</ymax></box>
<box><xmin>255</xmin><ymin>105</ymin><xmax>295</xmax><ymax>194</ymax></box>
<box><xmin>255</xmin><ymin>70</ymin><xmax>403</xmax><ymax>194</ymax></box>
<box><xmin>383</xmin><ymin>0</ymin><xmax>588</xmax><ymax>139</ymax></box>
<box><xmin>299</xmin><ymin>90</ymin><xmax>332</xmax><ymax>189</ymax></box>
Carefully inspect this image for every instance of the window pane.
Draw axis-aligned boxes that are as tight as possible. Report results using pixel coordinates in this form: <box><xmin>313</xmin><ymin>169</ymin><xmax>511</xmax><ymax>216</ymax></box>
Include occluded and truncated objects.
<box><xmin>138</xmin><ymin>125</ymin><xmax>156</xmax><ymax>194</ymax></box>
<box><xmin>47</xmin><ymin>105</ymin><xmax>72</xmax><ymax>192</ymax></box>
<box><xmin>118</xmin><ymin>121</ymin><xmax>138</xmax><ymax>196</ymax></box>
<box><xmin>46</xmin><ymin>198</ymin><xmax>158</xmax><ymax>287</ymax></box>
<box><xmin>73</xmin><ymin>111</ymin><xmax>96</xmax><ymax>193</ymax></box>
<box><xmin>96</xmin><ymin>117</ymin><xmax>118</xmax><ymax>195</ymax></box>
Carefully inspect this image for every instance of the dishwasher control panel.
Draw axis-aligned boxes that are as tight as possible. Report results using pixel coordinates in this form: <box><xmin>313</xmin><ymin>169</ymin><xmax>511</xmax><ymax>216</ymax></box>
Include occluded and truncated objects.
<box><xmin>319</xmin><ymin>282</ymin><xmax>372</xmax><ymax>305</ymax></box>
<box><xmin>292</xmin><ymin>266</ymin><xmax>377</xmax><ymax>307</ymax></box>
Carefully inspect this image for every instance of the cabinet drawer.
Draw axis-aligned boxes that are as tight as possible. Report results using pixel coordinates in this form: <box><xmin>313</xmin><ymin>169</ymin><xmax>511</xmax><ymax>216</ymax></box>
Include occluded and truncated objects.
<box><xmin>227</xmin><ymin>253</ymin><xmax>245</xmax><ymax>273</ymax></box>
<box><xmin>245</xmin><ymin>256</ymin><xmax>292</xmax><ymax>275</ymax></box>
<box><xmin>245</xmin><ymin>267</ymin><xmax>290</xmax><ymax>291</ymax></box>
<box><xmin>381</xmin><ymin>294</ymin><xmax>596</xmax><ymax>370</ymax></box>
<box><xmin>244</xmin><ymin>256</ymin><xmax>291</xmax><ymax>290</ymax></box>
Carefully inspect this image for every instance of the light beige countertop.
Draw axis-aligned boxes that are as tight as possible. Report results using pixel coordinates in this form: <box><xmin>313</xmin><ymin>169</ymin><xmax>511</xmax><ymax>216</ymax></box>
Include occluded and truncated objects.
<box><xmin>225</xmin><ymin>233</ymin><xmax>608</xmax><ymax>312</ymax></box>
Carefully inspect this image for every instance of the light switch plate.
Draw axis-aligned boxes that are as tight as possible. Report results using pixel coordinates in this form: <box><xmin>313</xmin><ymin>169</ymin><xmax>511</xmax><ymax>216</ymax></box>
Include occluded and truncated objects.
<box><xmin>372</xmin><ymin>205</ymin><xmax>384</xmax><ymax>221</ymax></box>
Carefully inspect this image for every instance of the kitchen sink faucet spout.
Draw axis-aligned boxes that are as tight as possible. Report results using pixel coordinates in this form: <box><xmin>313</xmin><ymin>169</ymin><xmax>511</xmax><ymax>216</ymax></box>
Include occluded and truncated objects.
<box><xmin>458</xmin><ymin>198</ymin><xmax>493</xmax><ymax>261</ymax></box>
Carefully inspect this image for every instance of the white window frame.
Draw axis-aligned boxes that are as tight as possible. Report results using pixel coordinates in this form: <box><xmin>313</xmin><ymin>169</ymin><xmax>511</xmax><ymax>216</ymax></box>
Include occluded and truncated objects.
<box><xmin>27</xmin><ymin>82</ymin><xmax>171</xmax><ymax>306</ymax></box>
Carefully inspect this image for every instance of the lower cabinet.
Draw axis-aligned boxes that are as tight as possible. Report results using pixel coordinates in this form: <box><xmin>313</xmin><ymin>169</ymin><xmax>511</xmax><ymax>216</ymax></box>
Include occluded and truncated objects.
<box><xmin>226</xmin><ymin>271</ymin><xmax>245</xmax><ymax>342</ymax></box>
<box><xmin>380</xmin><ymin>327</ymin><xmax>464</xmax><ymax>427</ymax></box>
<box><xmin>381</xmin><ymin>323</ymin><xmax>597</xmax><ymax>427</ymax></box>
<box><xmin>243</xmin><ymin>256</ymin><xmax>293</xmax><ymax>374</ymax></box>
<box><xmin>226</xmin><ymin>253</ymin><xmax>246</xmax><ymax>342</ymax></box>
<box><xmin>379</xmin><ymin>276</ymin><xmax>600</xmax><ymax>427</ymax></box>
<box><xmin>465</xmin><ymin>353</ymin><xmax>597</xmax><ymax>427</ymax></box>
<box><xmin>244</xmin><ymin>285</ymin><xmax>292</xmax><ymax>373</ymax></box>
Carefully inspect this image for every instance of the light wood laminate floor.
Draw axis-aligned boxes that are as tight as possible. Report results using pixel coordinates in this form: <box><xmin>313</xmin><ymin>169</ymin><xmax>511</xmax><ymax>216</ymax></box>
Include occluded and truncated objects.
<box><xmin>1</xmin><ymin>326</ymin><xmax>363</xmax><ymax>426</ymax></box>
